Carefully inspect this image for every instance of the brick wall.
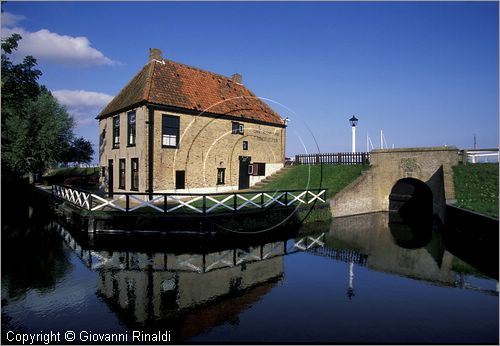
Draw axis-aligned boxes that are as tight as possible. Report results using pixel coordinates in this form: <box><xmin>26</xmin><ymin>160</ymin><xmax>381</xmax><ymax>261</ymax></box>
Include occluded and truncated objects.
<box><xmin>99</xmin><ymin>107</ymin><xmax>285</xmax><ymax>193</ymax></box>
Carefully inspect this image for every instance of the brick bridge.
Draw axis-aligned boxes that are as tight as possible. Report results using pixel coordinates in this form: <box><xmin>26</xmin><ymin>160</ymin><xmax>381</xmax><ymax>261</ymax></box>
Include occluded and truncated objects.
<box><xmin>330</xmin><ymin>146</ymin><xmax>460</xmax><ymax>223</ymax></box>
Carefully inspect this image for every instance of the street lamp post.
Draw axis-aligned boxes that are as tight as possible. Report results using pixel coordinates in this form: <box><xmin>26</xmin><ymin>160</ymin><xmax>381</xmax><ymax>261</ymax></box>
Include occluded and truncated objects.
<box><xmin>349</xmin><ymin>115</ymin><xmax>358</xmax><ymax>153</ymax></box>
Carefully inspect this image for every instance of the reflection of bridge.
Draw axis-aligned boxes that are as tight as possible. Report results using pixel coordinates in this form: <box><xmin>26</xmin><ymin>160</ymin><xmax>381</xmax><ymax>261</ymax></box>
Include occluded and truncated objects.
<box><xmin>328</xmin><ymin>212</ymin><xmax>499</xmax><ymax>292</ymax></box>
<box><xmin>307</xmin><ymin>246</ymin><xmax>368</xmax><ymax>267</ymax></box>
<box><xmin>331</xmin><ymin>146</ymin><xmax>460</xmax><ymax>222</ymax></box>
<box><xmin>52</xmin><ymin>212</ymin><xmax>498</xmax><ymax>341</ymax></box>
<box><xmin>52</xmin><ymin>222</ymin><xmax>328</xmax><ymax>273</ymax></box>
<box><xmin>52</xmin><ymin>221</ymin><xmax>350</xmax><ymax>339</ymax></box>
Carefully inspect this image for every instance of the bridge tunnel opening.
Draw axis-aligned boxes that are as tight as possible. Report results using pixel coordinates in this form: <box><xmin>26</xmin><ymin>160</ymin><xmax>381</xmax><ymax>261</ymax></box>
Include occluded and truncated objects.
<box><xmin>389</xmin><ymin>178</ymin><xmax>433</xmax><ymax>249</ymax></box>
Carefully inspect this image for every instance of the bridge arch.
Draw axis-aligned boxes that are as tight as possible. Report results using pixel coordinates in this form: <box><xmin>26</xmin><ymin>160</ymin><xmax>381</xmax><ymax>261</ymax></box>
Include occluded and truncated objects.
<box><xmin>388</xmin><ymin>178</ymin><xmax>433</xmax><ymax>248</ymax></box>
<box><xmin>389</xmin><ymin>178</ymin><xmax>433</xmax><ymax>219</ymax></box>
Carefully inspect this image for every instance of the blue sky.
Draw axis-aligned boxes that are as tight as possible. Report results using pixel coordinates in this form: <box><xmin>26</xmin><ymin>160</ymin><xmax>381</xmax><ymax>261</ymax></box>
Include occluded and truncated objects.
<box><xmin>2</xmin><ymin>2</ymin><xmax>498</xmax><ymax>162</ymax></box>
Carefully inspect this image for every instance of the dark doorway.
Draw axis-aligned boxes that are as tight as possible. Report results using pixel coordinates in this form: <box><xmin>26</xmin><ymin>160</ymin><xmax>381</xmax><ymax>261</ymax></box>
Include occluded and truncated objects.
<box><xmin>238</xmin><ymin>156</ymin><xmax>251</xmax><ymax>190</ymax></box>
<box><xmin>108</xmin><ymin>159</ymin><xmax>114</xmax><ymax>197</ymax></box>
<box><xmin>175</xmin><ymin>170</ymin><xmax>185</xmax><ymax>190</ymax></box>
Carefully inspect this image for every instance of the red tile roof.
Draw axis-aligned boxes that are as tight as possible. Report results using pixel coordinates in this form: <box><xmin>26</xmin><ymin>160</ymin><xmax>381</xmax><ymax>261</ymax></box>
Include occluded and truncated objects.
<box><xmin>98</xmin><ymin>59</ymin><xmax>284</xmax><ymax>126</ymax></box>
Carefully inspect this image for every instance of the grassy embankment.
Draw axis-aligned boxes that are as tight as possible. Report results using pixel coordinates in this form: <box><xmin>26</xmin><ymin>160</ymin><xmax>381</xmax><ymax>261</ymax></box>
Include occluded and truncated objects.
<box><xmin>453</xmin><ymin>163</ymin><xmax>498</xmax><ymax>218</ymax></box>
<box><xmin>43</xmin><ymin>167</ymin><xmax>99</xmax><ymax>188</ymax></box>
<box><xmin>255</xmin><ymin>164</ymin><xmax>369</xmax><ymax>223</ymax></box>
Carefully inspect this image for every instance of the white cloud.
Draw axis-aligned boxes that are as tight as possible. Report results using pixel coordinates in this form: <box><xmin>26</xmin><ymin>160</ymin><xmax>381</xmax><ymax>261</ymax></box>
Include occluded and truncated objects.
<box><xmin>1</xmin><ymin>12</ymin><xmax>26</xmax><ymax>27</ymax></box>
<box><xmin>53</xmin><ymin>89</ymin><xmax>114</xmax><ymax>126</ymax></box>
<box><xmin>2</xmin><ymin>26</ymin><xmax>115</xmax><ymax>67</ymax></box>
<box><xmin>53</xmin><ymin>89</ymin><xmax>114</xmax><ymax>108</ymax></box>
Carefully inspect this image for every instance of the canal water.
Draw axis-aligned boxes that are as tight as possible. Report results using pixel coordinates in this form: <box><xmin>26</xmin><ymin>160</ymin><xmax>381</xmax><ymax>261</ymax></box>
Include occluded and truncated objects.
<box><xmin>2</xmin><ymin>193</ymin><xmax>498</xmax><ymax>344</ymax></box>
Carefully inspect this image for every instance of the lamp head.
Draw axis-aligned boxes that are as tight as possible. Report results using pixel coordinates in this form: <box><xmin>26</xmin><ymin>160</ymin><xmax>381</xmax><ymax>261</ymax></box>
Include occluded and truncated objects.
<box><xmin>349</xmin><ymin>115</ymin><xmax>358</xmax><ymax>127</ymax></box>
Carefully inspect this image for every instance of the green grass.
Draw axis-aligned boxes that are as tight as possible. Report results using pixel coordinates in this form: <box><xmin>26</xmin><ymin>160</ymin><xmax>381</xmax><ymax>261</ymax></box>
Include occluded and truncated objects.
<box><xmin>256</xmin><ymin>164</ymin><xmax>369</xmax><ymax>199</ymax></box>
<box><xmin>453</xmin><ymin>163</ymin><xmax>498</xmax><ymax>218</ymax></box>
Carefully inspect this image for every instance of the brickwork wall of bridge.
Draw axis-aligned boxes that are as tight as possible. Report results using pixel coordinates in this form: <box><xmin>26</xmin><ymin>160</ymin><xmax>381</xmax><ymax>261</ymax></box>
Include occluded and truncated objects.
<box><xmin>330</xmin><ymin>147</ymin><xmax>460</xmax><ymax>221</ymax></box>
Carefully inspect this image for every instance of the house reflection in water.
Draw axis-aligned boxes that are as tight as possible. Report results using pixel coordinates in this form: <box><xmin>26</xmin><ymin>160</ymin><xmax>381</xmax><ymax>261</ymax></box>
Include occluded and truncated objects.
<box><xmin>74</xmin><ymin>238</ymin><xmax>291</xmax><ymax>340</ymax></box>
<box><xmin>95</xmin><ymin>251</ymin><xmax>284</xmax><ymax>335</ymax></box>
<box><xmin>52</xmin><ymin>221</ymin><xmax>332</xmax><ymax>340</ymax></box>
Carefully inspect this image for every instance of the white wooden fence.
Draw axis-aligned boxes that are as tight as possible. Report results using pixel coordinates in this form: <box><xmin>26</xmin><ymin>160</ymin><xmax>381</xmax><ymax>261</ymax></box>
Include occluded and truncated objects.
<box><xmin>52</xmin><ymin>185</ymin><xmax>327</xmax><ymax>214</ymax></box>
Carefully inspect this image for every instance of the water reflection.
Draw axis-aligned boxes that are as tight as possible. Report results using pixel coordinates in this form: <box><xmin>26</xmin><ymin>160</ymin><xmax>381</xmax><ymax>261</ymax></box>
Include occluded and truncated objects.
<box><xmin>52</xmin><ymin>222</ymin><xmax>326</xmax><ymax>340</ymax></box>
<box><xmin>2</xmin><ymin>194</ymin><xmax>72</xmax><ymax>301</ymax></box>
<box><xmin>2</xmin><ymin>196</ymin><xmax>498</xmax><ymax>343</ymax></box>
<box><xmin>329</xmin><ymin>212</ymin><xmax>498</xmax><ymax>289</ymax></box>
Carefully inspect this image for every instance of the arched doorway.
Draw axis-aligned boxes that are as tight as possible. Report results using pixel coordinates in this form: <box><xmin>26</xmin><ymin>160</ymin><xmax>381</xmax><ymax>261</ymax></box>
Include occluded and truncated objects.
<box><xmin>389</xmin><ymin>178</ymin><xmax>433</xmax><ymax>248</ymax></box>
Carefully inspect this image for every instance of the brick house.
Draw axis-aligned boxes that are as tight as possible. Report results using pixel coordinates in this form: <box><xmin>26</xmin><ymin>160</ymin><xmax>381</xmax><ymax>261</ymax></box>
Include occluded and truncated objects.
<box><xmin>97</xmin><ymin>48</ymin><xmax>286</xmax><ymax>195</ymax></box>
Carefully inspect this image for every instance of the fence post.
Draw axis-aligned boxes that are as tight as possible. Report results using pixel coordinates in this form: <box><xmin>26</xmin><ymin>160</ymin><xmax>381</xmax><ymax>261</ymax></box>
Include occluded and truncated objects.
<box><xmin>203</xmin><ymin>195</ymin><xmax>206</xmax><ymax>215</ymax></box>
<box><xmin>126</xmin><ymin>194</ymin><xmax>129</xmax><ymax>212</ymax></box>
<box><xmin>164</xmin><ymin>194</ymin><xmax>168</xmax><ymax>213</ymax></box>
<box><xmin>233</xmin><ymin>193</ymin><xmax>238</xmax><ymax>211</ymax></box>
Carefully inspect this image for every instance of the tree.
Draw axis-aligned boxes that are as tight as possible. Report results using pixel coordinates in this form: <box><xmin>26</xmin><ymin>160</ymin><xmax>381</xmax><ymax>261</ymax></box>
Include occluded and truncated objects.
<box><xmin>3</xmin><ymin>89</ymin><xmax>75</xmax><ymax>182</ymax></box>
<box><xmin>61</xmin><ymin>137</ymin><xmax>94</xmax><ymax>166</ymax></box>
<box><xmin>1</xmin><ymin>33</ymin><xmax>42</xmax><ymax>122</ymax></box>
<box><xmin>1</xmin><ymin>33</ymin><xmax>79</xmax><ymax>182</ymax></box>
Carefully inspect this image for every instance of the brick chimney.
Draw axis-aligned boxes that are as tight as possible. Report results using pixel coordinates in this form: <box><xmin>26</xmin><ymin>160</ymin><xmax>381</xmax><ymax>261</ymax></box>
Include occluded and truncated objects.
<box><xmin>149</xmin><ymin>48</ymin><xmax>163</xmax><ymax>62</ymax></box>
<box><xmin>231</xmin><ymin>73</ymin><xmax>242</xmax><ymax>84</ymax></box>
